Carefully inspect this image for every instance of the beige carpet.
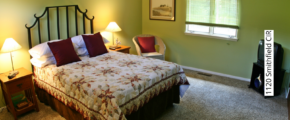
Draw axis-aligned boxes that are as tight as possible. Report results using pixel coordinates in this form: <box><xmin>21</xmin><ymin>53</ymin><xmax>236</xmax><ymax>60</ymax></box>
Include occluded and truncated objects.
<box><xmin>0</xmin><ymin>99</ymin><xmax>65</xmax><ymax>120</ymax></box>
<box><xmin>155</xmin><ymin>69</ymin><xmax>288</xmax><ymax>120</ymax></box>
<box><xmin>0</xmin><ymin>69</ymin><xmax>288</xmax><ymax>120</ymax></box>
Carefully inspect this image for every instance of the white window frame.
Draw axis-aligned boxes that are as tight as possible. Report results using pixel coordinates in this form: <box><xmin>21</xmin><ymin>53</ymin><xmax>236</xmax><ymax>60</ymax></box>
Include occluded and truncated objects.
<box><xmin>185</xmin><ymin>24</ymin><xmax>239</xmax><ymax>41</ymax></box>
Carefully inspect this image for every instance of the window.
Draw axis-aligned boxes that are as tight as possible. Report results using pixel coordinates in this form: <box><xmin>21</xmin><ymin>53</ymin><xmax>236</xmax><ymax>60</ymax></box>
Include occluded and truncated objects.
<box><xmin>185</xmin><ymin>0</ymin><xmax>240</xmax><ymax>41</ymax></box>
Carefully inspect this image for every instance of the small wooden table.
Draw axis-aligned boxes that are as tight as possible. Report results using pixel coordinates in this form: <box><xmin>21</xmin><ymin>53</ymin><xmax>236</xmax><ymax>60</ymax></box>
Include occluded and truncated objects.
<box><xmin>0</xmin><ymin>67</ymin><xmax>39</xmax><ymax>120</ymax></box>
<box><xmin>108</xmin><ymin>45</ymin><xmax>131</xmax><ymax>54</ymax></box>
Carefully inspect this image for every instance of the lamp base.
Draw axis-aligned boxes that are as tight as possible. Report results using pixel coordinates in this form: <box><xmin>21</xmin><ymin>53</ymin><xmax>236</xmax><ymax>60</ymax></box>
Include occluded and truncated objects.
<box><xmin>8</xmin><ymin>70</ymin><xmax>19</xmax><ymax>79</ymax></box>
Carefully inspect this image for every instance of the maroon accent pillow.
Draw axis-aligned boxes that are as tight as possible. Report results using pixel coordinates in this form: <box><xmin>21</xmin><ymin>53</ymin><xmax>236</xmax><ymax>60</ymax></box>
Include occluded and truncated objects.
<box><xmin>82</xmin><ymin>32</ymin><xmax>108</xmax><ymax>57</ymax></box>
<box><xmin>138</xmin><ymin>36</ymin><xmax>156</xmax><ymax>53</ymax></box>
<box><xmin>47</xmin><ymin>38</ymin><xmax>81</xmax><ymax>67</ymax></box>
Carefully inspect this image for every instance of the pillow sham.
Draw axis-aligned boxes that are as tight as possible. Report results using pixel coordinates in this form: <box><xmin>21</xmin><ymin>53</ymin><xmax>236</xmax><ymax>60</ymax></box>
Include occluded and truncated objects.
<box><xmin>29</xmin><ymin>39</ymin><xmax>80</xmax><ymax>59</ymax></box>
<box><xmin>28</xmin><ymin>40</ymin><xmax>61</xmax><ymax>59</ymax></box>
<box><xmin>47</xmin><ymin>38</ymin><xmax>81</xmax><ymax>66</ymax></box>
<box><xmin>30</xmin><ymin>57</ymin><xmax>56</xmax><ymax>68</ymax></box>
<box><xmin>31</xmin><ymin>48</ymin><xmax>87</xmax><ymax>68</ymax></box>
<box><xmin>82</xmin><ymin>32</ymin><xmax>108</xmax><ymax>57</ymax></box>
<box><xmin>71</xmin><ymin>33</ymin><xmax>109</xmax><ymax>48</ymax></box>
<box><xmin>77</xmin><ymin>47</ymin><xmax>89</xmax><ymax>56</ymax></box>
<box><xmin>138</xmin><ymin>36</ymin><xmax>156</xmax><ymax>53</ymax></box>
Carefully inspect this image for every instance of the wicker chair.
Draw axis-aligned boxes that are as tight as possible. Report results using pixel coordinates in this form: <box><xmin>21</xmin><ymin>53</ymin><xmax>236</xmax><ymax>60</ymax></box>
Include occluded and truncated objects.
<box><xmin>132</xmin><ymin>34</ymin><xmax>166</xmax><ymax>60</ymax></box>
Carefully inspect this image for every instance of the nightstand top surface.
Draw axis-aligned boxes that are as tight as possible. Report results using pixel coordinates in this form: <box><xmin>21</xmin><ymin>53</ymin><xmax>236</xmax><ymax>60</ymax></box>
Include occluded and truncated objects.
<box><xmin>0</xmin><ymin>67</ymin><xmax>32</xmax><ymax>83</ymax></box>
<box><xmin>108</xmin><ymin>45</ymin><xmax>131</xmax><ymax>51</ymax></box>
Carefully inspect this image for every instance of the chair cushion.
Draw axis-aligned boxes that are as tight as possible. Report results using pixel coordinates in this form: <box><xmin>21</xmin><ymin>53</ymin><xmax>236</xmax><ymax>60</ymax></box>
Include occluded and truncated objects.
<box><xmin>82</xmin><ymin>32</ymin><xmax>108</xmax><ymax>57</ymax></box>
<box><xmin>142</xmin><ymin>52</ymin><xmax>163</xmax><ymax>57</ymax></box>
<box><xmin>138</xmin><ymin>36</ymin><xmax>156</xmax><ymax>53</ymax></box>
<box><xmin>142</xmin><ymin>52</ymin><xmax>164</xmax><ymax>60</ymax></box>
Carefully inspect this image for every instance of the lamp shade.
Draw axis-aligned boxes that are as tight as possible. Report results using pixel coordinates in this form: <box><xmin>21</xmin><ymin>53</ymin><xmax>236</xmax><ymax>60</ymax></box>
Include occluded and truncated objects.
<box><xmin>105</xmin><ymin>22</ymin><xmax>122</xmax><ymax>32</ymax></box>
<box><xmin>1</xmin><ymin>38</ymin><xmax>22</xmax><ymax>53</ymax></box>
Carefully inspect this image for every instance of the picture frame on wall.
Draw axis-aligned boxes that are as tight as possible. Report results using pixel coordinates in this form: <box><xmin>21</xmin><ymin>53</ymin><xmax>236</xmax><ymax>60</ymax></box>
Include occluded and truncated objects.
<box><xmin>149</xmin><ymin>0</ymin><xmax>176</xmax><ymax>21</ymax></box>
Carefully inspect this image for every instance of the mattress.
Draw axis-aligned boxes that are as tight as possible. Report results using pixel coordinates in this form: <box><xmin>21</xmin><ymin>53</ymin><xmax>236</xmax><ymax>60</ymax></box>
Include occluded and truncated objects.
<box><xmin>33</xmin><ymin>52</ymin><xmax>188</xmax><ymax>120</ymax></box>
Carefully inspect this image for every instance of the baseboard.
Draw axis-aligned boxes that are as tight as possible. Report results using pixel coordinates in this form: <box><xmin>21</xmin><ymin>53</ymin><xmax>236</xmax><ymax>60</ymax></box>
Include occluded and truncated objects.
<box><xmin>181</xmin><ymin>65</ymin><xmax>290</xmax><ymax>98</ymax></box>
<box><xmin>181</xmin><ymin>65</ymin><xmax>250</xmax><ymax>82</ymax></box>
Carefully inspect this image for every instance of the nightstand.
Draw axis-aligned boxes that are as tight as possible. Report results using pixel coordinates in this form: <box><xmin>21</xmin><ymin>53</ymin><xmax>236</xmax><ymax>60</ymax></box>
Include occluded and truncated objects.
<box><xmin>108</xmin><ymin>45</ymin><xmax>131</xmax><ymax>54</ymax></box>
<box><xmin>0</xmin><ymin>67</ymin><xmax>39</xmax><ymax>120</ymax></box>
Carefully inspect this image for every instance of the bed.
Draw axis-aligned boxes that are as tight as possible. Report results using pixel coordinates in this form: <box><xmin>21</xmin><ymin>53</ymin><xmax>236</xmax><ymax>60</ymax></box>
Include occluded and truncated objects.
<box><xmin>26</xmin><ymin>5</ymin><xmax>189</xmax><ymax>120</ymax></box>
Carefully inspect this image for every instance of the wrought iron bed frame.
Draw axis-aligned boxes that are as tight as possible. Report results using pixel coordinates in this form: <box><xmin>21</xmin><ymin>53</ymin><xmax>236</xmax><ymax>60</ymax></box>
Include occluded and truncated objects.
<box><xmin>25</xmin><ymin>5</ymin><xmax>94</xmax><ymax>49</ymax></box>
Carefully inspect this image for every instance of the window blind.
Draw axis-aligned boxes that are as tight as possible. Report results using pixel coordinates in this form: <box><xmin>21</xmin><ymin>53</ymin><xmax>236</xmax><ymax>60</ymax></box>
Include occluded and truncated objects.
<box><xmin>186</xmin><ymin>0</ymin><xmax>240</xmax><ymax>29</ymax></box>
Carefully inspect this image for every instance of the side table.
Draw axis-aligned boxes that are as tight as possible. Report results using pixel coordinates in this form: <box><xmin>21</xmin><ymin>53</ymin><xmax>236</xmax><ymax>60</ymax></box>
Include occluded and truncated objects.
<box><xmin>0</xmin><ymin>67</ymin><xmax>39</xmax><ymax>120</ymax></box>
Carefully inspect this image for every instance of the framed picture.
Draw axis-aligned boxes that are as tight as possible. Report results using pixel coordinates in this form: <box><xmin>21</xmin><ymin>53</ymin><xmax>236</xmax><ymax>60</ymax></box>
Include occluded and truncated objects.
<box><xmin>150</xmin><ymin>0</ymin><xmax>175</xmax><ymax>21</ymax></box>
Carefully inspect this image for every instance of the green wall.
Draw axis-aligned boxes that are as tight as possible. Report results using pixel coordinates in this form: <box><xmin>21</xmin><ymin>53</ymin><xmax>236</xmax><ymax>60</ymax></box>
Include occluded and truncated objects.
<box><xmin>142</xmin><ymin>0</ymin><xmax>290</xmax><ymax>80</ymax></box>
<box><xmin>0</xmin><ymin>0</ymin><xmax>142</xmax><ymax>108</ymax></box>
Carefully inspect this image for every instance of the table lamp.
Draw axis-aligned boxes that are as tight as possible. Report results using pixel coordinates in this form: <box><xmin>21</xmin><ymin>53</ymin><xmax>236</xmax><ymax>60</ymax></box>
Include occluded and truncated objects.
<box><xmin>1</xmin><ymin>38</ymin><xmax>22</xmax><ymax>78</ymax></box>
<box><xmin>105</xmin><ymin>22</ymin><xmax>122</xmax><ymax>49</ymax></box>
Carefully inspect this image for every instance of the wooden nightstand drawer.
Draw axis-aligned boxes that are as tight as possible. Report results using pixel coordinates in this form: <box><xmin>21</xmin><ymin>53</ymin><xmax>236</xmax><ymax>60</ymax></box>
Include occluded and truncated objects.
<box><xmin>6</xmin><ymin>76</ymin><xmax>32</xmax><ymax>94</ymax></box>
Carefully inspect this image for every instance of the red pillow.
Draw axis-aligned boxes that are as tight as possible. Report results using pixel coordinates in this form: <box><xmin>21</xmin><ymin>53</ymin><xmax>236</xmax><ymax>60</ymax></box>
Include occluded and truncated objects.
<box><xmin>82</xmin><ymin>32</ymin><xmax>108</xmax><ymax>57</ymax></box>
<box><xmin>138</xmin><ymin>36</ymin><xmax>156</xmax><ymax>53</ymax></box>
<box><xmin>48</xmin><ymin>38</ymin><xmax>81</xmax><ymax>67</ymax></box>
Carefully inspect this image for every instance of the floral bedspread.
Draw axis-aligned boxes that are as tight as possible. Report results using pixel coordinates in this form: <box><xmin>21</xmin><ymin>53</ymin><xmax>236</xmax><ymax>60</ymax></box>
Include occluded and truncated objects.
<box><xmin>34</xmin><ymin>51</ymin><xmax>188</xmax><ymax>120</ymax></box>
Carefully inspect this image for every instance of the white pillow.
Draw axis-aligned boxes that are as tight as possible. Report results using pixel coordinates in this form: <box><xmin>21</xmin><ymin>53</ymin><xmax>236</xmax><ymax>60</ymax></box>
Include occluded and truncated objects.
<box><xmin>77</xmin><ymin>47</ymin><xmax>88</xmax><ymax>56</ymax></box>
<box><xmin>30</xmin><ymin>47</ymin><xmax>85</xmax><ymax>68</ymax></box>
<box><xmin>71</xmin><ymin>35</ymin><xmax>84</xmax><ymax>48</ymax></box>
<box><xmin>29</xmin><ymin>39</ymin><xmax>78</xmax><ymax>59</ymax></box>
<box><xmin>30</xmin><ymin>57</ymin><xmax>56</xmax><ymax>68</ymax></box>
<box><xmin>28</xmin><ymin>40</ymin><xmax>61</xmax><ymax>59</ymax></box>
<box><xmin>71</xmin><ymin>34</ymin><xmax>110</xmax><ymax>48</ymax></box>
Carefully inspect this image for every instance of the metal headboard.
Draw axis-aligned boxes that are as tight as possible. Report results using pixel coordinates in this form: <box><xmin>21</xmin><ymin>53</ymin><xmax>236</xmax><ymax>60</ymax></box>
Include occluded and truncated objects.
<box><xmin>25</xmin><ymin>5</ymin><xmax>95</xmax><ymax>49</ymax></box>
